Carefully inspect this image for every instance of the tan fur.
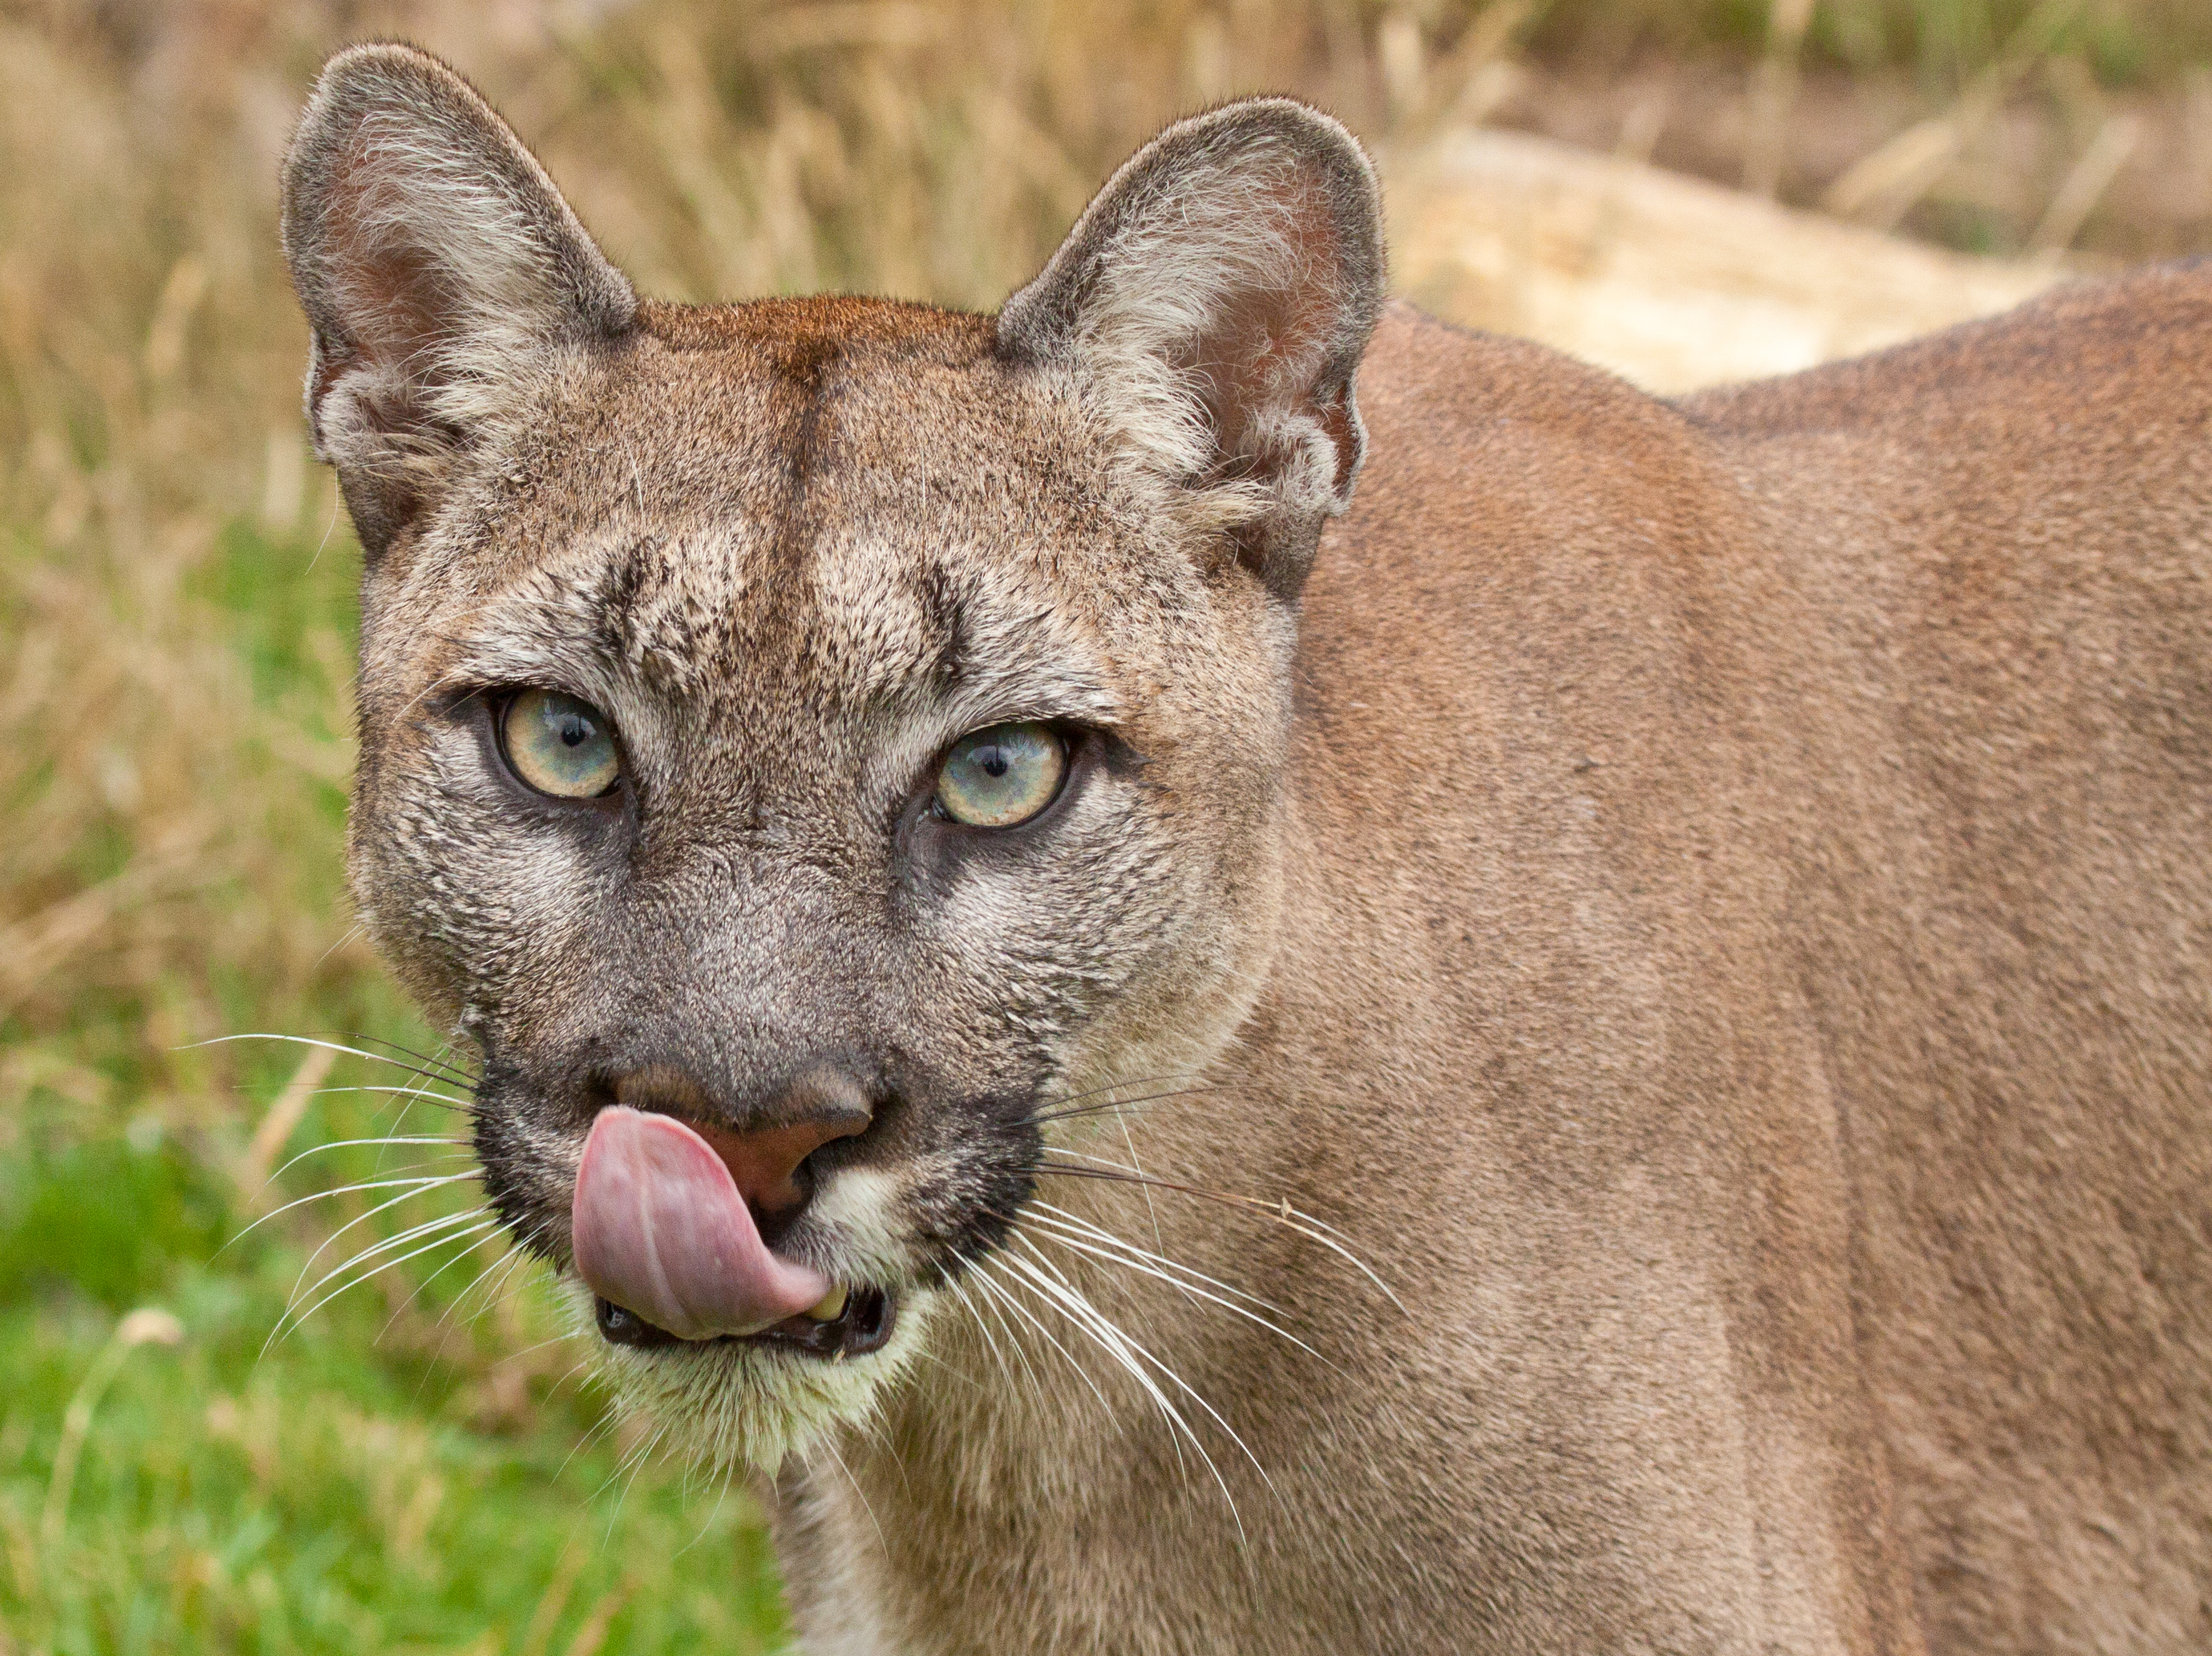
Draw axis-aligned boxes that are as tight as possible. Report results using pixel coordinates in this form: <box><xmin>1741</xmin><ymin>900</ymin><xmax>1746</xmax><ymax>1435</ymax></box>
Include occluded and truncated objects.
<box><xmin>283</xmin><ymin>43</ymin><xmax>2212</xmax><ymax>1656</ymax></box>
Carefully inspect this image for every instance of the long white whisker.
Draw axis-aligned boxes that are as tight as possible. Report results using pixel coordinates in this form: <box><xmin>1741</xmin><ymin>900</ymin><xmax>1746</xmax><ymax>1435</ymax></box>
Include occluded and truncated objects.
<box><xmin>993</xmin><ymin>1247</ymin><xmax>1212</xmax><ymax>1507</ymax></box>
<box><xmin>453</xmin><ymin>1242</ymin><xmax>539</xmax><ymax>1330</ymax></box>
<box><xmin>299</xmin><ymin>1084</ymin><xmax>479</xmax><ymax>1111</ymax></box>
<box><xmin>193</xmin><ymin>1034</ymin><xmax>474</xmax><ymax>1087</ymax></box>
<box><xmin>381</xmin><ymin>1041</ymin><xmax>469</xmax><ymax>1168</ymax></box>
<box><xmin>232</xmin><ymin>1170</ymin><xmax>479</xmax><ymax>1250</ymax></box>
<box><xmin>274</xmin><ymin>1216</ymin><xmax>502</xmax><ymax>1345</ymax></box>
<box><xmin>280</xmin><ymin>1204</ymin><xmax>495</xmax><ymax>1329</ymax></box>
<box><xmin>1037</xmin><ymin>1154</ymin><xmax>1405</xmax><ymax>1313</ymax></box>
<box><xmin>967</xmin><ymin>1266</ymin><xmax>1059</xmax><ymax>1405</ymax></box>
<box><xmin>1008</xmin><ymin>1232</ymin><xmax>1272</xmax><ymax>1493</ymax></box>
<box><xmin>971</xmin><ymin>1259</ymin><xmax>1116</xmax><ymax>1423</ymax></box>
<box><xmin>1019</xmin><ymin>1216</ymin><xmax>1329</xmax><ymax>1370</ymax></box>
<box><xmin>283</xmin><ymin>1204</ymin><xmax>496</xmax><ymax>1311</ymax></box>
<box><xmin>1026</xmin><ymin>1202</ymin><xmax>1272</xmax><ymax>1310</ymax></box>
<box><xmin>944</xmin><ymin>1275</ymin><xmax>1023</xmax><ymax>1398</ymax></box>
<box><xmin>268</xmin><ymin>1135</ymin><xmax>470</xmax><ymax>1181</ymax></box>
<box><xmin>995</xmin><ymin>1240</ymin><xmax>1203</xmax><ymax>1483</ymax></box>
<box><xmin>994</xmin><ymin>1245</ymin><xmax>1255</xmax><ymax>1539</ymax></box>
<box><xmin>272</xmin><ymin>1174</ymin><xmax>482</xmax><ymax>1297</ymax></box>
<box><xmin>380</xmin><ymin>1222</ymin><xmax>507</xmax><ymax>1339</ymax></box>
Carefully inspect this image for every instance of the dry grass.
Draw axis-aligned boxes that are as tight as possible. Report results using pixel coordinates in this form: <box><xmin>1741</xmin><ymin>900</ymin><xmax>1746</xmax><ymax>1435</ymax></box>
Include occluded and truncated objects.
<box><xmin>3</xmin><ymin>0</ymin><xmax>2207</xmax><ymax>1115</ymax></box>
<box><xmin>4</xmin><ymin>0</ymin><xmax>2205</xmax><ymax>1115</ymax></box>
<box><xmin>0</xmin><ymin>1</ymin><xmax>2205</xmax><ymax>1649</ymax></box>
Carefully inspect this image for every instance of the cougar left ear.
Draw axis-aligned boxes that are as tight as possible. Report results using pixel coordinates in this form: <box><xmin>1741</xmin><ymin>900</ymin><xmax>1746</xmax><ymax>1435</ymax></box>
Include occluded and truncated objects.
<box><xmin>281</xmin><ymin>43</ymin><xmax>637</xmax><ymax>563</ymax></box>
<box><xmin>996</xmin><ymin>98</ymin><xmax>1383</xmax><ymax>601</ymax></box>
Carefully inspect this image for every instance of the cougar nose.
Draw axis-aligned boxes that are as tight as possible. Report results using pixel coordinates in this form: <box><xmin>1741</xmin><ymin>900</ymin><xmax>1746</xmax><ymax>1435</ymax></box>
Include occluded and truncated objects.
<box><xmin>610</xmin><ymin>1065</ymin><xmax>871</xmax><ymax>1215</ymax></box>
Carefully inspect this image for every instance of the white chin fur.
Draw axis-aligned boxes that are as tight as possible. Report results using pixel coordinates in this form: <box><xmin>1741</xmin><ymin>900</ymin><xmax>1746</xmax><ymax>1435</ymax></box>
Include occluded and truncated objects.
<box><xmin>566</xmin><ymin>1279</ymin><xmax>936</xmax><ymax>1471</ymax></box>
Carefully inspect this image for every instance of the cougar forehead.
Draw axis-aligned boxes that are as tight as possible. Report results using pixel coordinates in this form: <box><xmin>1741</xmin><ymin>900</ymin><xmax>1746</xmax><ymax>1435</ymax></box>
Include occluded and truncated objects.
<box><xmin>366</xmin><ymin>296</ymin><xmax>1284</xmax><ymax>761</ymax></box>
<box><xmin>386</xmin><ymin>309</ymin><xmax>1020</xmax><ymax>658</ymax></box>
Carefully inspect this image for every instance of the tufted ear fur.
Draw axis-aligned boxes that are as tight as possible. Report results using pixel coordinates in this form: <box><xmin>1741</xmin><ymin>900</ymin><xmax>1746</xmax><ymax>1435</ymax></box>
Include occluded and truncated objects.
<box><xmin>995</xmin><ymin>98</ymin><xmax>1384</xmax><ymax>600</ymax></box>
<box><xmin>280</xmin><ymin>43</ymin><xmax>636</xmax><ymax>561</ymax></box>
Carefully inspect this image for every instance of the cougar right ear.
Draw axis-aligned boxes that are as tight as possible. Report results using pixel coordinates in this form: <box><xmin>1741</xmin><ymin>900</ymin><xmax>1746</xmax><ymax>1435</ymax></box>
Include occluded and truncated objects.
<box><xmin>996</xmin><ymin>98</ymin><xmax>1383</xmax><ymax>602</ymax></box>
<box><xmin>280</xmin><ymin>43</ymin><xmax>636</xmax><ymax>562</ymax></box>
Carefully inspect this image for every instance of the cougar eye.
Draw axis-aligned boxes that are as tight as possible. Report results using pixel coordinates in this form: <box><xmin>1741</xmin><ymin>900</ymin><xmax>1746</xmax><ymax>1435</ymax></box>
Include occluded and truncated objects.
<box><xmin>932</xmin><ymin>722</ymin><xmax>1066</xmax><ymax>828</ymax></box>
<box><xmin>500</xmin><ymin>688</ymin><xmax>622</xmax><ymax>798</ymax></box>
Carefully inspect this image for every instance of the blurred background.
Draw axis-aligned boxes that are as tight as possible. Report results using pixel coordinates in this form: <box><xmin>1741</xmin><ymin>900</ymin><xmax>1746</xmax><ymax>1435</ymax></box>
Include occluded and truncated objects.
<box><xmin>1</xmin><ymin>1</ymin><xmax>2207</xmax><ymax>1651</ymax></box>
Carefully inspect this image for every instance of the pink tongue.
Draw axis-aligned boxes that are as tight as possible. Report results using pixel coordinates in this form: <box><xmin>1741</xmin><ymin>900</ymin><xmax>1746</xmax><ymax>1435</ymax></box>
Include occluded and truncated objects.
<box><xmin>570</xmin><ymin>1106</ymin><xmax>831</xmax><ymax>1340</ymax></box>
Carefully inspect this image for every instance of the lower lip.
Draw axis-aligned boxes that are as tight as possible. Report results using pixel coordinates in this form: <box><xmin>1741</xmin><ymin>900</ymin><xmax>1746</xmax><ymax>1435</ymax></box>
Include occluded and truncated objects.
<box><xmin>594</xmin><ymin>1285</ymin><xmax>896</xmax><ymax>1360</ymax></box>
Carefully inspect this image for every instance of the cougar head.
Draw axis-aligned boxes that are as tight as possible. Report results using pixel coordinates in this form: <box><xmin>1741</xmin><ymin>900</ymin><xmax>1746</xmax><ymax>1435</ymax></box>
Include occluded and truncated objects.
<box><xmin>281</xmin><ymin>43</ymin><xmax>1382</xmax><ymax>1465</ymax></box>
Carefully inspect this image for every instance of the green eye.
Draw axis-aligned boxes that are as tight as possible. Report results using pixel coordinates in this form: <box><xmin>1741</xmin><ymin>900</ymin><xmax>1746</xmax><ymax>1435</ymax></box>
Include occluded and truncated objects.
<box><xmin>501</xmin><ymin>689</ymin><xmax>622</xmax><ymax>799</ymax></box>
<box><xmin>933</xmin><ymin>722</ymin><xmax>1066</xmax><ymax>828</ymax></box>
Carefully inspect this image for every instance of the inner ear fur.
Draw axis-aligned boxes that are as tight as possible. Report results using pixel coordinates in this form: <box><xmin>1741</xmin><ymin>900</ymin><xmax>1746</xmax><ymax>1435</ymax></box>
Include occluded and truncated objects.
<box><xmin>280</xmin><ymin>43</ymin><xmax>636</xmax><ymax>561</ymax></box>
<box><xmin>995</xmin><ymin>98</ymin><xmax>1385</xmax><ymax>600</ymax></box>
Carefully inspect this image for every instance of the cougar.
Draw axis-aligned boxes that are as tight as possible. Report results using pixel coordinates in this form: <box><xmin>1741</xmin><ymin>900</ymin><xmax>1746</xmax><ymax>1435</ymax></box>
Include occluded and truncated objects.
<box><xmin>279</xmin><ymin>41</ymin><xmax>2211</xmax><ymax>1656</ymax></box>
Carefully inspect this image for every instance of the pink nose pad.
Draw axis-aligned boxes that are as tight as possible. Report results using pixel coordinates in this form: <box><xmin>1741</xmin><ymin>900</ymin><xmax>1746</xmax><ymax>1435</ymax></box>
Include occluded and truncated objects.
<box><xmin>610</xmin><ymin>1066</ymin><xmax>872</xmax><ymax>1215</ymax></box>
<box><xmin>689</xmin><ymin>1115</ymin><xmax>869</xmax><ymax>1213</ymax></box>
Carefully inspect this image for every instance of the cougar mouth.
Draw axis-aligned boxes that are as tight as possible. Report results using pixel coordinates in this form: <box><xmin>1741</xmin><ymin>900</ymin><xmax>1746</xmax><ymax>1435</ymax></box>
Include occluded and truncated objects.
<box><xmin>593</xmin><ymin>1284</ymin><xmax>897</xmax><ymax>1360</ymax></box>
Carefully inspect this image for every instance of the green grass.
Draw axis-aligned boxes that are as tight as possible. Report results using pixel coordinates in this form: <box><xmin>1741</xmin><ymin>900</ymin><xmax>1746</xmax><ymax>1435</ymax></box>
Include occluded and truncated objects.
<box><xmin>0</xmin><ymin>487</ymin><xmax>791</xmax><ymax>1649</ymax></box>
<box><xmin>0</xmin><ymin>1047</ymin><xmax>792</xmax><ymax>1656</ymax></box>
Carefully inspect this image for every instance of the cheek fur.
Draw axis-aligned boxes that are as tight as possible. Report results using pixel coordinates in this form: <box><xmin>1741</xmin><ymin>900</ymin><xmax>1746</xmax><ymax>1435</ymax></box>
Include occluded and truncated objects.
<box><xmin>361</xmin><ymin>721</ymin><xmax>616</xmax><ymax>1024</ymax></box>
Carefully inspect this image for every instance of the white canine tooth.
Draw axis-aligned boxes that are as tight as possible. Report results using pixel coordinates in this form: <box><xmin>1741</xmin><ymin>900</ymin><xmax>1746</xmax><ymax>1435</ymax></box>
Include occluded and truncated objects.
<box><xmin>804</xmin><ymin>1284</ymin><xmax>849</xmax><ymax>1323</ymax></box>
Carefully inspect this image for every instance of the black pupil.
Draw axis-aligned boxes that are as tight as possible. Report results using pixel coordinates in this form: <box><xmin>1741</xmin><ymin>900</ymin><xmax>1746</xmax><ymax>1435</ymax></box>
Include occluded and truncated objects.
<box><xmin>978</xmin><ymin>745</ymin><xmax>1009</xmax><ymax>779</ymax></box>
<box><xmin>558</xmin><ymin>714</ymin><xmax>592</xmax><ymax>749</ymax></box>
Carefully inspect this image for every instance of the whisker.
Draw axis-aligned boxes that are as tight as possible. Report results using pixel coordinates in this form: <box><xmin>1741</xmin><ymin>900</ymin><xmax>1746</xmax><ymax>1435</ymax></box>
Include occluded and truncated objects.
<box><xmin>558</xmin><ymin>1402</ymin><xmax>628</xmax><ymax>1481</ymax></box>
<box><xmin>970</xmin><ymin>1257</ymin><xmax>1116</xmax><ymax>1422</ymax></box>
<box><xmin>1019</xmin><ymin>1214</ymin><xmax>1329</xmax><ymax>1369</ymax></box>
<box><xmin>452</xmin><ymin>1240</ymin><xmax>541</xmax><ymax>1331</ymax></box>
<box><xmin>228</xmin><ymin>1170</ymin><xmax>479</xmax><ymax>1249</ymax></box>
<box><xmin>906</xmin><ymin>1345</ymin><xmax>989</xmax><ymax>1396</ymax></box>
<box><xmin>486</xmin><ymin>1330</ymin><xmax>575</xmax><ymax>1373</ymax></box>
<box><xmin>268</xmin><ymin>1135</ymin><xmax>470</xmax><ymax>1182</ymax></box>
<box><xmin>967</xmin><ymin>1265</ymin><xmax>1060</xmax><ymax>1406</ymax></box>
<box><xmin>1113</xmin><ymin>1107</ymin><xmax>1165</xmax><ymax>1253</ymax></box>
<box><xmin>1006</xmin><ymin>1230</ymin><xmax>1273</xmax><ymax>1493</ymax></box>
<box><xmin>298</xmin><ymin>1084</ymin><xmax>481</xmax><ymax>1113</ymax></box>
<box><xmin>193</xmin><ymin>1033</ymin><xmax>475</xmax><ymax>1091</ymax></box>
<box><xmin>991</xmin><ymin>1245</ymin><xmax>1237</xmax><ymax>1527</ymax></box>
<box><xmin>944</xmin><ymin>1275</ymin><xmax>1024</xmax><ymax>1398</ymax></box>
<box><xmin>280</xmin><ymin>1192</ymin><xmax>493</xmax><ymax>1320</ymax></box>
<box><xmin>378</xmin><ymin>1222</ymin><xmax>508</xmax><ymax>1341</ymax></box>
<box><xmin>1033</xmin><ymin>1071</ymin><xmax>1205</xmax><ymax>1110</ymax></box>
<box><xmin>1025</xmin><ymin>1202</ymin><xmax>1280</xmax><ymax>1313</ymax></box>
<box><xmin>342</xmin><ymin>1031</ymin><xmax>480</xmax><ymax>1087</ymax></box>
<box><xmin>1028</xmin><ymin>1085</ymin><xmax>1224</xmax><ymax>1127</ymax></box>
<box><xmin>674</xmin><ymin>1461</ymin><xmax>738</xmax><ymax>1560</ymax></box>
<box><xmin>274</xmin><ymin>1214</ymin><xmax>502</xmax><ymax>1346</ymax></box>
<box><xmin>1030</xmin><ymin>1162</ymin><xmax>1404</xmax><ymax>1313</ymax></box>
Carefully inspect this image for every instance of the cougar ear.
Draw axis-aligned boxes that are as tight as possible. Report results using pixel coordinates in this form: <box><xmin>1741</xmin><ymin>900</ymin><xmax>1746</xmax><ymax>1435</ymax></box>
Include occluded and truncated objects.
<box><xmin>280</xmin><ymin>43</ymin><xmax>636</xmax><ymax>561</ymax></box>
<box><xmin>996</xmin><ymin>98</ymin><xmax>1383</xmax><ymax>600</ymax></box>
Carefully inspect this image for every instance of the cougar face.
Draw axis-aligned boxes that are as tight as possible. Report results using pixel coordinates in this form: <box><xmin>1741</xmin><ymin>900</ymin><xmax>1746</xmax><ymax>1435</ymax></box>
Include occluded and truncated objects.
<box><xmin>286</xmin><ymin>48</ymin><xmax>1375</xmax><ymax>1464</ymax></box>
